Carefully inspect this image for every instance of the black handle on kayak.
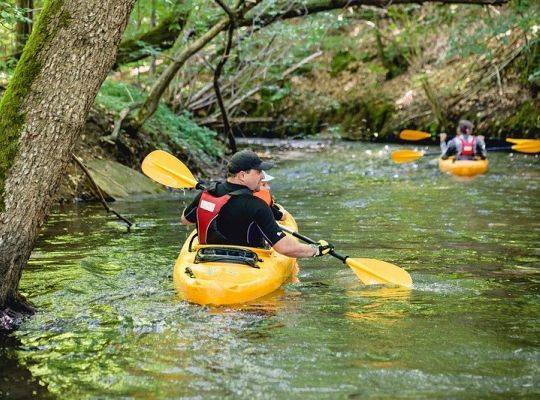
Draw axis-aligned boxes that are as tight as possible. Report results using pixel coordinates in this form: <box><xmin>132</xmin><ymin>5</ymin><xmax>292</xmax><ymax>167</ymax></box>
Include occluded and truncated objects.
<box><xmin>278</xmin><ymin>225</ymin><xmax>348</xmax><ymax>263</ymax></box>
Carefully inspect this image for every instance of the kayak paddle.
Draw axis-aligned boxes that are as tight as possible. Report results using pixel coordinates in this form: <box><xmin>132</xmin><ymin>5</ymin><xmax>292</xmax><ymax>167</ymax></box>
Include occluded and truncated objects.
<box><xmin>505</xmin><ymin>138</ymin><xmax>540</xmax><ymax>145</ymax></box>
<box><xmin>141</xmin><ymin>150</ymin><xmax>413</xmax><ymax>288</ymax></box>
<box><xmin>279</xmin><ymin>225</ymin><xmax>412</xmax><ymax>288</ymax></box>
<box><xmin>399</xmin><ymin>130</ymin><xmax>431</xmax><ymax>141</ymax></box>
<box><xmin>391</xmin><ymin>142</ymin><xmax>540</xmax><ymax>164</ymax></box>
<box><xmin>141</xmin><ymin>150</ymin><xmax>204</xmax><ymax>190</ymax></box>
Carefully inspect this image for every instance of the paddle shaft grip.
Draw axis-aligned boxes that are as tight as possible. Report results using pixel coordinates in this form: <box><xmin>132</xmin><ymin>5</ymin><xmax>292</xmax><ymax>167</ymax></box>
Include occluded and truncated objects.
<box><xmin>278</xmin><ymin>225</ymin><xmax>348</xmax><ymax>263</ymax></box>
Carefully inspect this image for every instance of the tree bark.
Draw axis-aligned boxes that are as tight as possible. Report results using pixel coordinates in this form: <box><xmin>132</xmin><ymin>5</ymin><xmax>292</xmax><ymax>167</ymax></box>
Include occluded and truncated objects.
<box><xmin>0</xmin><ymin>0</ymin><xmax>136</xmax><ymax>331</ymax></box>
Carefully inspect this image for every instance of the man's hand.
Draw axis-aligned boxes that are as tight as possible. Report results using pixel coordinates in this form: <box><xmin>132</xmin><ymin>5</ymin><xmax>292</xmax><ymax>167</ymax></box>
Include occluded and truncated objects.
<box><xmin>311</xmin><ymin>240</ymin><xmax>334</xmax><ymax>257</ymax></box>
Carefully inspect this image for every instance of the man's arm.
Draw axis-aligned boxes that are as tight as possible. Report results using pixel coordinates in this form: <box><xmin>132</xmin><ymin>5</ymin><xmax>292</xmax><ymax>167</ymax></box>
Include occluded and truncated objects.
<box><xmin>253</xmin><ymin>204</ymin><xmax>332</xmax><ymax>258</ymax></box>
<box><xmin>439</xmin><ymin>133</ymin><xmax>448</xmax><ymax>154</ymax></box>
<box><xmin>272</xmin><ymin>236</ymin><xmax>317</xmax><ymax>258</ymax></box>
<box><xmin>181</xmin><ymin>213</ymin><xmax>193</xmax><ymax>225</ymax></box>
<box><xmin>181</xmin><ymin>192</ymin><xmax>202</xmax><ymax>225</ymax></box>
<box><xmin>441</xmin><ymin>138</ymin><xmax>458</xmax><ymax>159</ymax></box>
<box><xmin>476</xmin><ymin>136</ymin><xmax>487</xmax><ymax>159</ymax></box>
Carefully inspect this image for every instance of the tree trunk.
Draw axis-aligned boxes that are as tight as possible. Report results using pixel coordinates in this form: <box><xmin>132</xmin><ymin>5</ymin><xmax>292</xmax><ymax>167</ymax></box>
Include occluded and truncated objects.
<box><xmin>132</xmin><ymin>18</ymin><xmax>230</xmax><ymax>129</ymax></box>
<box><xmin>0</xmin><ymin>0</ymin><xmax>136</xmax><ymax>331</ymax></box>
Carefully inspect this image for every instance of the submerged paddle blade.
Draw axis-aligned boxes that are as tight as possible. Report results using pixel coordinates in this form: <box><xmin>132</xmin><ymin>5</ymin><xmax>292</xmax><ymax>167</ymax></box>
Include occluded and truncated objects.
<box><xmin>346</xmin><ymin>258</ymin><xmax>413</xmax><ymax>288</ymax></box>
<box><xmin>391</xmin><ymin>149</ymin><xmax>424</xmax><ymax>164</ymax></box>
<box><xmin>142</xmin><ymin>150</ymin><xmax>199</xmax><ymax>189</ymax></box>
<box><xmin>399</xmin><ymin>130</ymin><xmax>431</xmax><ymax>141</ymax></box>
<box><xmin>512</xmin><ymin>142</ymin><xmax>540</xmax><ymax>154</ymax></box>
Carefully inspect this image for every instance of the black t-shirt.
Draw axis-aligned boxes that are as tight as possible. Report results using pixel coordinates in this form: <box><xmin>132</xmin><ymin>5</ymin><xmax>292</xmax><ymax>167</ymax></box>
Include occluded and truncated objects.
<box><xmin>182</xmin><ymin>181</ymin><xmax>285</xmax><ymax>247</ymax></box>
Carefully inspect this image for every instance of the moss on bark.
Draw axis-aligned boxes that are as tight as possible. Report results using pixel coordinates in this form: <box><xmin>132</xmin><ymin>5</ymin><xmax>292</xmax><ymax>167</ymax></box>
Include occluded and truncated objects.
<box><xmin>0</xmin><ymin>0</ymin><xmax>66</xmax><ymax>211</ymax></box>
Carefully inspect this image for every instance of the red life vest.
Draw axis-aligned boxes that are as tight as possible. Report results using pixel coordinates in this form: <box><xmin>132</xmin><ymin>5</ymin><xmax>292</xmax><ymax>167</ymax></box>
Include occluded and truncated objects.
<box><xmin>459</xmin><ymin>136</ymin><xmax>477</xmax><ymax>157</ymax></box>
<box><xmin>196</xmin><ymin>191</ymin><xmax>231</xmax><ymax>244</ymax></box>
<box><xmin>196</xmin><ymin>187</ymin><xmax>251</xmax><ymax>244</ymax></box>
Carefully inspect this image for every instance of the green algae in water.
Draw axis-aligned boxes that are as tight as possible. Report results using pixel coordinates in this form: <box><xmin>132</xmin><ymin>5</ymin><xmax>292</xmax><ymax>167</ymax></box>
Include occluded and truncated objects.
<box><xmin>5</xmin><ymin>145</ymin><xmax>539</xmax><ymax>399</ymax></box>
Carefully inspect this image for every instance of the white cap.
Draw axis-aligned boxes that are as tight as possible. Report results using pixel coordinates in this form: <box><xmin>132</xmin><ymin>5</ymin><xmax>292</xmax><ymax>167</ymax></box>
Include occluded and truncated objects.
<box><xmin>262</xmin><ymin>171</ymin><xmax>274</xmax><ymax>182</ymax></box>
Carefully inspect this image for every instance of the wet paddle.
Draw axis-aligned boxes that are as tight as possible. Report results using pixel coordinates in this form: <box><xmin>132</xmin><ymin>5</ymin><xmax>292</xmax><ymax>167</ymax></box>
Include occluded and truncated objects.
<box><xmin>278</xmin><ymin>225</ymin><xmax>413</xmax><ymax>288</ymax></box>
<box><xmin>391</xmin><ymin>142</ymin><xmax>540</xmax><ymax>164</ymax></box>
<box><xmin>399</xmin><ymin>130</ymin><xmax>431</xmax><ymax>141</ymax></box>
<box><xmin>141</xmin><ymin>150</ymin><xmax>413</xmax><ymax>288</ymax></box>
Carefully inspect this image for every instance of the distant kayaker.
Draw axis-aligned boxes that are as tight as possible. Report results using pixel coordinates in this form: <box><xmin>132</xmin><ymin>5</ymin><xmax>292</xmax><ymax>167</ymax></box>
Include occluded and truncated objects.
<box><xmin>181</xmin><ymin>150</ymin><xmax>333</xmax><ymax>258</ymax></box>
<box><xmin>439</xmin><ymin>120</ymin><xmax>487</xmax><ymax>160</ymax></box>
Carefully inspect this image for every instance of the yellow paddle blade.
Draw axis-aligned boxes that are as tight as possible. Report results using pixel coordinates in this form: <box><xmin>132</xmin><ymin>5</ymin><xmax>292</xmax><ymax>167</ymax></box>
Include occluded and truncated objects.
<box><xmin>512</xmin><ymin>142</ymin><xmax>540</xmax><ymax>154</ymax></box>
<box><xmin>346</xmin><ymin>258</ymin><xmax>412</xmax><ymax>288</ymax></box>
<box><xmin>141</xmin><ymin>150</ymin><xmax>199</xmax><ymax>189</ymax></box>
<box><xmin>399</xmin><ymin>130</ymin><xmax>431</xmax><ymax>141</ymax></box>
<box><xmin>506</xmin><ymin>138</ymin><xmax>540</xmax><ymax>145</ymax></box>
<box><xmin>391</xmin><ymin>149</ymin><xmax>424</xmax><ymax>164</ymax></box>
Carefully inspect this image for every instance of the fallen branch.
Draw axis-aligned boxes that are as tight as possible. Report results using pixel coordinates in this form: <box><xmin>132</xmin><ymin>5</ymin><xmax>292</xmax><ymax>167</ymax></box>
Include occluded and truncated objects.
<box><xmin>72</xmin><ymin>154</ymin><xmax>133</xmax><ymax>231</ymax></box>
<box><xmin>199</xmin><ymin>50</ymin><xmax>323</xmax><ymax>125</ymax></box>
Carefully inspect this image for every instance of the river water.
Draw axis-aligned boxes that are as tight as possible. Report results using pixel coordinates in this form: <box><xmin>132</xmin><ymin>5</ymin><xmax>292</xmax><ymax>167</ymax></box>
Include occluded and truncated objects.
<box><xmin>1</xmin><ymin>143</ymin><xmax>539</xmax><ymax>399</ymax></box>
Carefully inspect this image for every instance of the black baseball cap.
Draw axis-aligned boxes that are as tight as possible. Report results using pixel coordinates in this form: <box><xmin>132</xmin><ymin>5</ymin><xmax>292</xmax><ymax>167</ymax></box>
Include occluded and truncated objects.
<box><xmin>228</xmin><ymin>150</ymin><xmax>274</xmax><ymax>173</ymax></box>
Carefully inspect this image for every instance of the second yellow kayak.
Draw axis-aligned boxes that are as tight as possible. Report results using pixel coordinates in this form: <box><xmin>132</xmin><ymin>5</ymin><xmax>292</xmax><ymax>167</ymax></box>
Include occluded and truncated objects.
<box><xmin>438</xmin><ymin>157</ymin><xmax>489</xmax><ymax>177</ymax></box>
<box><xmin>173</xmin><ymin>209</ymin><xmax>299</xmax><ymax>306</ymax></box>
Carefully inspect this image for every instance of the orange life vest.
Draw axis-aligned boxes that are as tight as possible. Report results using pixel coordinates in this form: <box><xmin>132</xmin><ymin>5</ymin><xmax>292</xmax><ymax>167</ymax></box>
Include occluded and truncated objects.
<box><xmin>253</xmin><ymin>188</ymin><xmax>272</xmax><ymax>206</ymax></box>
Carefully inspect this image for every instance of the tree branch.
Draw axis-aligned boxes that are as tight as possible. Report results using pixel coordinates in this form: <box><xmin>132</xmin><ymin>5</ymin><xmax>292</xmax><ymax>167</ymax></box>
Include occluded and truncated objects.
<box><xmin>72</xmin><ymin>155</ymin><xmax>134</xmax><ymax>231</ymax></box>
<box><xmin>116</xmin><ymin>0</ymin><xmax>507</xmax><ymax>66</ymax></box>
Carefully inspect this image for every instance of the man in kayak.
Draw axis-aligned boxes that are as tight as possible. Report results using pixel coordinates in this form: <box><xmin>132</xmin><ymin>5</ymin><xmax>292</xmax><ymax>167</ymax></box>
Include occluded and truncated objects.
<box><xmin>181</xmin><ymin>149</ymin><xmax>333</xmax><ymax>258</ymax></box>
<box><xmin>439</xmin><ymin>120</ymin><xmax>487</xmax><ymax>160</ymax></box>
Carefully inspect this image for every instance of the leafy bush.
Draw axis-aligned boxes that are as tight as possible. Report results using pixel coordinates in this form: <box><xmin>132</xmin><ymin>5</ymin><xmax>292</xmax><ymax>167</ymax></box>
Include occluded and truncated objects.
<box><xmin>96</xmin><ymin>79</ymin><xmax>224</xmax><ymax>160</ymax></box>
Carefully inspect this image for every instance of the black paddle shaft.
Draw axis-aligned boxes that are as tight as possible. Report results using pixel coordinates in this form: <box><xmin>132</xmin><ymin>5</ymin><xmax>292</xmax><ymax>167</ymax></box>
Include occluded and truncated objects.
<box><xmin>422</xmin><ymin>146</ymin><xmax>512</xmax><ymax>158</ymax></box>
<box><xmin>278</xmin><ymin>225</ymin><xmax>348</xmax><ymax>263</ymax></box>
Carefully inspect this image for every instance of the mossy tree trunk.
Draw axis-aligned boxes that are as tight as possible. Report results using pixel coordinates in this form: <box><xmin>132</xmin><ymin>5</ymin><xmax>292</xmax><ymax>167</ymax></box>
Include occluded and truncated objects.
<box><xmin>0</xmin><ymin>0</ymin><xmax>136</xmax><ymax>331</ymax></box>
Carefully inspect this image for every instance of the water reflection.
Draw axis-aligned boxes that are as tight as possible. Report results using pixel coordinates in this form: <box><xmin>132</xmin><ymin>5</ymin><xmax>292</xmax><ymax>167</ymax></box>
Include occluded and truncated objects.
<box><xmin>345</xmin><ymin>286</ymin><xmax>412</xmax><ymax>323</ymax></box>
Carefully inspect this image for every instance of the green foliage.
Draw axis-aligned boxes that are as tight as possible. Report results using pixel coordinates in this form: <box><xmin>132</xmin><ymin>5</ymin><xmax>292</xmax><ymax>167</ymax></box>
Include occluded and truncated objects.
<box><xmin>0</xmin><ymin>0</ymin><xmax>31</xmax><ymax>72</ymax></box>
<box><xmin>518</xmin><ymin>37</ymin><xmax>540</xmax><ymax>90</ymax></box>
<box><xmin>447</xmin><ymin>0</ymin><xmax>539</xmax><ymax>60</ymax></box>
<box><xmin>0</xmin><ymin>1</ymin><xmax>30</xmax><ymax>26</ymax></box>
<box><xmin>330</xmin><ymin>51</ymin><xmax>357</xmax><ymax>76</ymax></box>
<box><xmin>0</xmin><ymin>0</ymin><xmax>65</xmax><ymax>211</ymax></box>
<box><xmin>496</xmin><ymin>100</ymin><xmax>540</xmax><ymax>137</ymax></box>
<box><xmin>96</xmin><ymin>80</ymin><xmax>224</xmax><ymax>161</ymax></box>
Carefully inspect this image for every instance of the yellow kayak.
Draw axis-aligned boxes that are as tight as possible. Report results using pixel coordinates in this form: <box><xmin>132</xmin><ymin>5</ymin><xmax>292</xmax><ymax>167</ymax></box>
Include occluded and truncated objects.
<box><xmin>438</xmin><ymin>157</ymin><xmax>489</xmax><ymax>177</ymax></box>
<box><xmin>173</xmin><ymin>209</ymin><xmax>299</xmax><ymax>305</ymax></box>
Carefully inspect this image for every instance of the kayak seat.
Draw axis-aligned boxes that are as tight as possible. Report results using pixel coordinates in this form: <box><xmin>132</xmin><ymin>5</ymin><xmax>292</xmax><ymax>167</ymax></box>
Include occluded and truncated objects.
<box><xmin>194</xmin><ymin>247</ymin><xmax>262</xmax><ymax>269</ymax></box>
